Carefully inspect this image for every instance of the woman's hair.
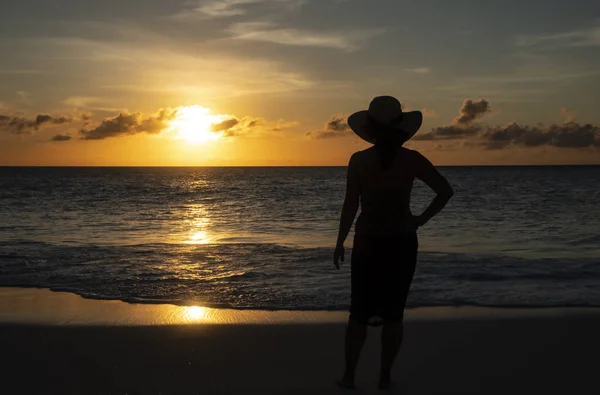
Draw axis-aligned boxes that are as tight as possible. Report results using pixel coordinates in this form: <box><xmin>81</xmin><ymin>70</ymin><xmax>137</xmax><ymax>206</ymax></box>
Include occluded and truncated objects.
<box><xmin>368</xmin><ymin>123</ymin><xmax>408</xmax><ymax>170</ymax></box>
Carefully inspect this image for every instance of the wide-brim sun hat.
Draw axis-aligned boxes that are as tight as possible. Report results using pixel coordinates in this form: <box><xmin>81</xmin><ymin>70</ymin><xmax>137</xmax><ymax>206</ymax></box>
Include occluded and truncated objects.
<box><xmin>348</xmin><ymin>96</ymin><xmax>423</xmax><ymax>144</ymax></box>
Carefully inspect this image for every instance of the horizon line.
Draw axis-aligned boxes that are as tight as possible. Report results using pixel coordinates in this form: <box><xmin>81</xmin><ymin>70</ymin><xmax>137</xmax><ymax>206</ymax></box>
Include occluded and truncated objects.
<box><xmin>1</xmin><ymin>164</ymin><xmax>600</xmax><ymax>168</ymax></box>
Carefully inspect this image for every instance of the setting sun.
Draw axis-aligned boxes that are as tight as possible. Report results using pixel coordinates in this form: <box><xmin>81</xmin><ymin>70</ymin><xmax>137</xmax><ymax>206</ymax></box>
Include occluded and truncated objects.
<box><xmin>170</xmin><ymin>105</ymin><xmax>226</xmax><ymax>144</ymax></box>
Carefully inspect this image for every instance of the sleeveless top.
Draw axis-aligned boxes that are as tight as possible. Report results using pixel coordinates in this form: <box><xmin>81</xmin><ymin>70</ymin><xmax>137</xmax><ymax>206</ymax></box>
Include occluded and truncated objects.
<box><xmin>351</xmin><ymin>147</ymin><xmax>417</xmax><ymax>236</ymax></box>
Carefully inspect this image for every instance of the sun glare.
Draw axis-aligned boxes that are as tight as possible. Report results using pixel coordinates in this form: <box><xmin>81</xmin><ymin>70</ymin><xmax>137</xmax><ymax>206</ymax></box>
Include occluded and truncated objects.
<box><xmin>170</xmin><ymin>105</ymin><xmax>226</xmax><ymax>143</ymax></box>
<box><xmin>185</xmin><ymin>306</ymin><xmax>208</xmax><ymax>321</ymax></box>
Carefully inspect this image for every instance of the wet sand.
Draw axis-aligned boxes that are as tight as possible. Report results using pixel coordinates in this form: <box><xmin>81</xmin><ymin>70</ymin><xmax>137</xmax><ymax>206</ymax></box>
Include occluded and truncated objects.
<box><xmin>1</xmin><ymin>288</ymin><xmax>598</xmax><ymax>394</ymax></box>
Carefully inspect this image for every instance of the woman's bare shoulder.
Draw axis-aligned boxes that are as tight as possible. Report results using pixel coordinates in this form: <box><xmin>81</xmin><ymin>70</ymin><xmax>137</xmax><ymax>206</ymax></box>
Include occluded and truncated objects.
<box><xmin>350</xmin><ymin>147</ymin><xmax>375</xmax><ymax>163</ymax></box>
<box><xmin>400</xmin><ymin>147</ymin><xmax>427</xmax><ymax>161</ymax></box>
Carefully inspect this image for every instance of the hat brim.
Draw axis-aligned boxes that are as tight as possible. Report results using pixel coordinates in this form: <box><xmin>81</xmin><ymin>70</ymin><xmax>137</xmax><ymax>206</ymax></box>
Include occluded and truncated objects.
<box><xmin>348</xmin><ymin>110</ymin><xmax>423</xmax><ymax>144</ymax></box>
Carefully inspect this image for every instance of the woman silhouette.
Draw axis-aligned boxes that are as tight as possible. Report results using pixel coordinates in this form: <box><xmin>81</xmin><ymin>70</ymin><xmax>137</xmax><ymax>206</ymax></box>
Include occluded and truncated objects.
<box><xmin>334</xmin><ymin>96</ymin><xmax>454</xmax><ymax>389</ymax></box>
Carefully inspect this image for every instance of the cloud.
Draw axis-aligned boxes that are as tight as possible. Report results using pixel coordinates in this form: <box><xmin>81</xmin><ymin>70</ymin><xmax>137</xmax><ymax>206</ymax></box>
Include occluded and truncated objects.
<box><xmin>480</xmin><ymin>121</ymin><xmax>600</xmax><ymax>150</ymax></box>
<box><xmin>229</xmin><ymin>22</ymin><xmax>384</xmax><ymax>51</ymax></box>
<box><xmin>414</xmin><ymin>100</ymin><xmax>600</xmax><ymax>150</ymax></box>
<box><xmin>413</xmin><ymin>98</ymin><xmax>489</xmax><ymax>141</ymax></box>
<box><xmin>50</xmin><ymin>134</ymin><xmax>72</xmax><ymax>142</ymax></box>
<box><xmin>211</xmin><ymin>118</ymin><xmax>240</xmax><ymax>132</ymax></box>
<box><xmin>0</xmin><ymin>69</ymin><xmax>45</xmax><ymax>75</ymax></box>
<box><xmin>306</xmin><ymin>114</ymin><xmax>351</xmax><ymax>139</ymax></box>
<box><xmin>414</xmin><ymin>124</ymin><xmax>481</xmax><ymax>141</ymax></box>
<box><xmin>63</xmin><ymin>96</ymin><xmax>100</xmax><ymax>108</ymax></box>
<box><xmin>3</xmin><ymin>102</ymin><xmax>295</xmax><ymax>142</ymax></box>
<box><xmin>221</xmin><ymin>116</ymin><xmax>297</xmax><ymax>137</ymax></box>
<box><xmin>176</xmin><ymin>0</ymin><xmax>306</xmax><ymax>18</ymax></box>
<box><xmin>79</xmin><ymin>107</ymin><xmax>294</xmax><ymax>140</ymax></box>
<box><xmin>0</xmin><ymin>113</ymin><xmax>72</xmax><ymax>135</ymax></box>
<box><xmin>455</xmin><ymin>98</ymin><xmax>491</xmax><ymax>124</ymax></box>
<box><xmin>192</xmin><ymin>0</ymin><xmax>264</xmax><ymax>17</ymax></box>
<box><xmin>406</xmin><ymin>67</ymin><xmax>431</xmax><ymax>74</ymax></box>
<box><xmin>80</xmin><ymin>109</ymin><xmax>176</xmax><ymax>140</ymax></box>
<box><xmin>516</xmin><ymin>25</ymin><xmax>600</xmax><ymax>49</ymax></box>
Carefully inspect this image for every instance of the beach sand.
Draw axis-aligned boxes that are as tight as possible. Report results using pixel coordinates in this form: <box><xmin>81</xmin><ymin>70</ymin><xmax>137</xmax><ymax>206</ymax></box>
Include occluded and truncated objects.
<box><xmin>1</xmin><ymin>288</ymin><xmax>598</xmax><ymax>394</ymax></box>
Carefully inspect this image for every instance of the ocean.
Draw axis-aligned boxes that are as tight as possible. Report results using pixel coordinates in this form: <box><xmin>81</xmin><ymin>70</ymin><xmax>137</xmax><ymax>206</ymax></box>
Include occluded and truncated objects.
<box><xmin>1</xmin><ymin>166</ymin><xmax>599</xmax><ymax>310</ymax></box>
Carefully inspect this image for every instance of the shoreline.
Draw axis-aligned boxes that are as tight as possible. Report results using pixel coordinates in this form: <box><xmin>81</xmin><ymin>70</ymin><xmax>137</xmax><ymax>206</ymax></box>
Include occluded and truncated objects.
<box><xmin>2</xmin><ymin>287</ymin><xmax>599</xmax><ymax>393</ymax></box>
<box><xmin>1</xmin><ymin>286</ymin><xmax>599</xmax><ymax>326</ymax></box>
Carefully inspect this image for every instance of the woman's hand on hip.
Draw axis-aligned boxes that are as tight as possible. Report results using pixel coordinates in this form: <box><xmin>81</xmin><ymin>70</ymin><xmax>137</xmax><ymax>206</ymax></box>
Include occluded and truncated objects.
<box><xmin>411</xmin><ymin>215</ymin><xmax>428</xmax><ymax>229</ymax></box>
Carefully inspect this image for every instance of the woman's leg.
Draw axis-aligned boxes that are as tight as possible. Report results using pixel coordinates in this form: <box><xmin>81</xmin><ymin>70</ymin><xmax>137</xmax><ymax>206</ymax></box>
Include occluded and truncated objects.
<box><xmin>340</xmin><ymin>234</ymin><xmax>370</xmax><ymax>387</ymax></box>
<box><xmin>340</xmin><ymin>320</ymin><xmax>368</xmax><ymax>386</ymax></box>
<box><xmin>379</xmin><ymin>322</ymin><xmax>403</xmax><ymax>386</ymax></box>
<box><xmin>378</xmin><ymin>232</ymin><xmax>418</xmax><ymax>388</ymax></box>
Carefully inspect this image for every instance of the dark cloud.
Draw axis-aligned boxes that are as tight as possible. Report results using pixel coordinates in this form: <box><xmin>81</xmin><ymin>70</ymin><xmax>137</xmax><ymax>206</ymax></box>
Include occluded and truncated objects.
<box><xmin>247</xmin><ymin>119</ymin><xmax>261</xmax><ymax>128</ymax></box>
<box><xmin>306</xmin><ymin>114</ymin><xmax>351</xmax><ymax>139</ymax></box>
<box><xmin>50</xmin><ymin>134</ymin><xmax>72</xmax><ymax>142</ymax></box>
<box><xmin>0</xmin><ymin>113</ymin><xmax>72</xmax><ymax>134</ymax></box>
<box><xmin>455</xmin><ymin>98</ymin><xmax>490</xmax><ymax>124</ymax></box>
<box><xmin>220</xmin><ymin>116</ymin><xmax>256</xmax><ymax>137</ymax></box>
<box><xmin>80</xmin><ymin>109</ymin><xmax>176</xmax><ymax>140</ymax></box>
<box><xmin>36</xmin><ymin>114</ymin><xmax>71</xmax><ymax>125</ymax></box>
<box><xmin>416</xmin><ymin>100</ymin><xmax>600</xmax><ymax>149</ymax></box>
<box><xmin>481</xmin><ymin>122</ymin><xmax>600</xmax><ymax>150</ymax></box>
<box><xmin>3</xmin><ymin>106</ymin><xmax>293</xmax><ymax>142</ymax></box>
<box><xmin>211</xmin><ymin>118</ymin><xmax>239</xmax><ymax>132</ymax></box>
<box><xmin>219</xmin><ymin>116</ymin><xmax>287</xmax><ymax>137</ymax></box>
<box><xmin>414</xmin><ymin>124</ymin><xmax>481</xmax><ymax>141</ymax></box>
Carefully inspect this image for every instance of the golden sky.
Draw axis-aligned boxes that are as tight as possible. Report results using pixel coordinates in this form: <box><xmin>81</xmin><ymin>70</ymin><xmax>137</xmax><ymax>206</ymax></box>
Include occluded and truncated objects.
<box><xmin>1</xmin><ymin>0</ymin><xmax>600</xmax><ymax>166</ymax></box>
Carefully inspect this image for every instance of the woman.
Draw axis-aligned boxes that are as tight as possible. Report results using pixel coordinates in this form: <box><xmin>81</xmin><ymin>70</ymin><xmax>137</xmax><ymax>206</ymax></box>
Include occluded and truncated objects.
<box><xmin>334</xmin><ymin>96</ymin><xmax>454</xmax><ymax>390</ymax></box>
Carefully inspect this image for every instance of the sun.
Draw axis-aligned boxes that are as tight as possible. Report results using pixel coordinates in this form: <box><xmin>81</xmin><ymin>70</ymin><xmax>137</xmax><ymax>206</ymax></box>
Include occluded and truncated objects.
<box><xmin>170</xmin><ymin>105</ymin><xmax>226</xmax><ymax>143</ymax></box>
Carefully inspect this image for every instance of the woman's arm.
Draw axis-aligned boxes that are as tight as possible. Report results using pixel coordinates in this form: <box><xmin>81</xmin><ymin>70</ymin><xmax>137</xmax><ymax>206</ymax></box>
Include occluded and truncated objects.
<box><xmin>334</xmin><ymin>157</ymin><xmax>360</xmax><ymax>269</ymax></box>
<box><xmin>413</xmin><ymin>152</ymin><xmax>454</xmax><ymax>227</ymax></box>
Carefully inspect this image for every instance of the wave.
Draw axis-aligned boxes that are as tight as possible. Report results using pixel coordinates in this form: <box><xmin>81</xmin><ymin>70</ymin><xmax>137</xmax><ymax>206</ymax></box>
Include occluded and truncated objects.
<box><xmin>1</xmin><ymin>240</ymin><xmax>600</xmax><ymax>310</ymax></box>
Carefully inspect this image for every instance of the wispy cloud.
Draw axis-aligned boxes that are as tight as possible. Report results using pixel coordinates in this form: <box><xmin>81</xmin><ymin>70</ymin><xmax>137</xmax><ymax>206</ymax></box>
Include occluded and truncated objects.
<box><xmin>192</xmin><ymin>0</ymin><xmax>265</xmax><ymax>17</ymax></box>
<box><xmin>229</xmin><ymin>22</ymin><xmax>384</xmax><ymax>51</ymax></box>
<box><xmin>432</xmin><ymin>66</ymin><xmax>598</xmax><ymax>103</ymax></box>
<box><xmin>175</xmin><ymin>0</ymin><xmax>306</xmax><ymax>19</ymax></box>
<box><xmin>516</xmin><ymin>25</ymin><xmax>600</xmax><ymax>49</ymax></box>
<box><xmin>24</xmin><ymin>35</ymin><xmax>319</xmax><ymax>98</ymax></box>
<box><xmin>63</xmin><ymin>96</ymin><xmax>101</xmax><ymax>108</ymax></box>
<box><xmin>0</xmin><ymin>69</ymin><xmax>45</xmax><ymax>75</ymax></box>
<box><xmin>406</xmin><ymin>67</ymin><xmax>431</xmax><ymax>74</ymax></box>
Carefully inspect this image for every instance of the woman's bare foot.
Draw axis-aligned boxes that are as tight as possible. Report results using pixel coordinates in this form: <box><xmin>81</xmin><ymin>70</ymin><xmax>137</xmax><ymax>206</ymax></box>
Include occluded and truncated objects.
<box><xmin>378</xmin><ymin>379</ymin><xmax>393</xmax><ymax>390</ymax></box>
<box><xmin>336</xmin><ymin>378</ymin><xmax>356</xmax><ymax>390</ymax></box>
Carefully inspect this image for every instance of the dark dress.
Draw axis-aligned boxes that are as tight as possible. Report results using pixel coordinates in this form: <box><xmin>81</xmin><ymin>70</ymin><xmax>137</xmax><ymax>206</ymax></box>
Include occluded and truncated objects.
<box><xmin>347</xmin><ymin>147</ymin><xmax>420</xmax><ymax>326</ymax></box>
<box><xmin>350</xmin><ymin>232</ymin><xmax>418</xmax><ymax>326</ymax></box>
